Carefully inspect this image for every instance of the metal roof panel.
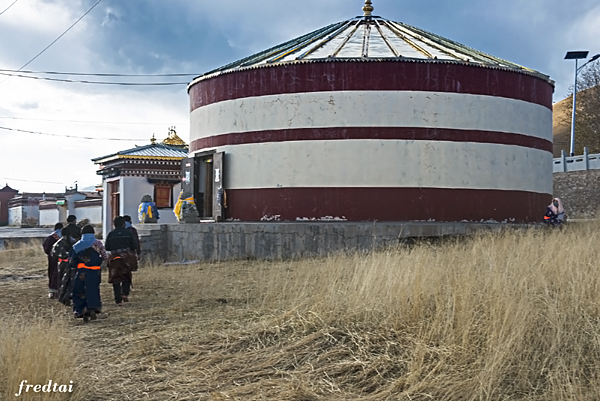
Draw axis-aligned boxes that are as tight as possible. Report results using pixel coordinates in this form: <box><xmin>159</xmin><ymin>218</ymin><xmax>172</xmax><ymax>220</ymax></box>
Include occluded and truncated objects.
<box><xmin>188</xmin><ymin>12</ymin><xmax>552</xmax><ymax>88</ymax></box>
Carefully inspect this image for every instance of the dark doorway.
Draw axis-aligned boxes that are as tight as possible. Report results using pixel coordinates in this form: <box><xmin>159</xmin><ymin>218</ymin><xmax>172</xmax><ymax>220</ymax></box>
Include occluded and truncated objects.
<box><xmin>108</xmin><ymin>180</ymin><xmax>120</xmax><ymax>224</ymax></box>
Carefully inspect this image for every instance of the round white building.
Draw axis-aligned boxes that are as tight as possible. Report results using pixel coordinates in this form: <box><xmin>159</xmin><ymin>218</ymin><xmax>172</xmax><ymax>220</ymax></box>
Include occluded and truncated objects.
<box><xmin>187</xmin><ymin>1</ymin><xmax>554</xmax><ymax>223</ymax></box>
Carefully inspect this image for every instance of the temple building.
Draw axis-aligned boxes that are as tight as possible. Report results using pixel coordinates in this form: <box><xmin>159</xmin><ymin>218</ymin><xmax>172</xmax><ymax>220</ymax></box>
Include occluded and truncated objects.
<box><xmin>185</xmin><ymin>0</ymin><xmax>553</xmax><ymax>223</ymax></box>
<box><xmin>92</xmin><ymin>127</ymin><xmax>188</xmax><ymax>238</ymax></box>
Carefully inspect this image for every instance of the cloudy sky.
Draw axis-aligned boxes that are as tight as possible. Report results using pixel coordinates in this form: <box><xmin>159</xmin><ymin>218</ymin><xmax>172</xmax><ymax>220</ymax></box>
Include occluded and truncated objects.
<box><xmin>0</xmin><ymin>0</ymin><xmax>599</xmax><ymax>193</ymax></box>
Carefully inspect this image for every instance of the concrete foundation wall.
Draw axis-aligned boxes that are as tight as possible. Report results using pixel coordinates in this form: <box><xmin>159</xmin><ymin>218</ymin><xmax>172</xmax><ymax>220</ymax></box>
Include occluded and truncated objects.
<box><xmin>136</xmin><ymin>222</ymin><xmax>522</xmax><ymax>263</ymax></box>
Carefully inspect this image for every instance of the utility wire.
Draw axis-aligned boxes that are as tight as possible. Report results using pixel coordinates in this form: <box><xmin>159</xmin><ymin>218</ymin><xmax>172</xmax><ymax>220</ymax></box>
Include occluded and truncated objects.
<box><xmin>0</xmin><ymin>68</ymin><xmax>199</xmax><ymax>77</ymax></box>
<box><xmin>0</xmin><ymin>0</ymin><xmax>103</xmax><ymax>84</ymax></box>
<box><xmin>0</xmin><ymin>125</ymin><xmax>144</xmax><ymax>141</ymax></box>
<box><xmin>0</xmin><ymin>176</ymin><xmax>65</xmax><ymax>185</ymax></box>
<box><xmin>0</xmin><ymin>116</ymin><xmax>186</xmax><ymax>126</ymax></box>
<box><xmin>0</xmin><ymin>0</ymin><xmax>19</xmax><ymax>16</ymax></box>
<box><xmin>0</xmin><ymin>71</ymin><xmax>188</xmax><ymax>85</ymax></box>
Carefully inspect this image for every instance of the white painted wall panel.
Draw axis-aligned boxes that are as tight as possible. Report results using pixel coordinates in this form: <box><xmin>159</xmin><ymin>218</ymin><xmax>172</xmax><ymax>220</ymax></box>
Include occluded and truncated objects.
<box><xmin>8</xmin><ymin>207</ymin><xmax>21</xmax><ymax>226</ymax></box>
<box><xmin>120</xmin><ymin>177</ymin><xmax>179</xmax><ymax>226</ymax></box>
<box><xmin>215</xmin><ymin>140</ymin><xmax>552</xmax><ymax>194</ymax></box>
<box><xmin>39</xmin><ymin>209</ymin><xmax>59</xmax><ymax>227</ymax></box>
<box><xmin>190</xmin><ymin>91</ymin><xmax>552</xmax><ymax>141</ymax></box>
<box><xmin>75</xmin><ymin>206</ymin><xmax>102</xmax><ymax>226</ymax></box>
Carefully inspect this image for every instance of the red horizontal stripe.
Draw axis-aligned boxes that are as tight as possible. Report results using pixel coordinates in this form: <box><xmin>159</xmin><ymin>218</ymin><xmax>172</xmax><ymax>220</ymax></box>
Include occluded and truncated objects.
<box><xmin>190</xmin><ymin>127</ymin><xmax>552</xmax><ymax>153</ymax></box>
<box><xmin>189</xmin><ymin>61</ymin><xmax>553</xmax><ymax>111</ymax></box>
<box><xmin>223</xmin><ymin>187</ymin><xmax>551</xmax><ymax>223</ymax></box>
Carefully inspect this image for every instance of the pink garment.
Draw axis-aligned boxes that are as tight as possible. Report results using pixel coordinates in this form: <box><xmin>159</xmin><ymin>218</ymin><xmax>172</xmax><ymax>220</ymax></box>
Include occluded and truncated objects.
<box><xmin>548</xmin><ymin>198</ymin><xmax>564</xmax><ymax>215</ymax></box>
<box><xmin>93</xmin><ymin>239</ymin><xmax>109</xmax><ymax>260</ymax></box>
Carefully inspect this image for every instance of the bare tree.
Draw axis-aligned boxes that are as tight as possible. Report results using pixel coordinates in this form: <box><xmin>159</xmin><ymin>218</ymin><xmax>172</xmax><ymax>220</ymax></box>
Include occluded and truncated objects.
<box><xmin>558</xmin><ymin>61</ymin><xmax>600</xmax><ymax>154</ymax></box>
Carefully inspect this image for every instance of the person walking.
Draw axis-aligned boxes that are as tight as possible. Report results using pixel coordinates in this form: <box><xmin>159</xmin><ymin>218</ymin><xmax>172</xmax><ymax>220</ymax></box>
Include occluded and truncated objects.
<box><xmin>52</xmin><ymin>227</ymin><xmax>75</xmax><ymax>306</ymax></box>
<box><xmin>42</xmin><ymin>223</ymin><xmax>63</xmax><ymax>299</ymax></box>
<box><xmin>105</xmin><ymin>216</ymin><xmax>138</xmax><ymax>305</ymax></box>
<box><xmin>65</xmin><ymin>215</ymin><xmax>82</xmax><ymax>241</ymax></box>
<box><xmin>71</xmin><ymin>224</ymin><xmax>108</xmax><ymax>322</ymax></box>
<box><xmin>123</xmin><ymin>215</ymin><xmax>141</xmax><ymax>262</ymax></box>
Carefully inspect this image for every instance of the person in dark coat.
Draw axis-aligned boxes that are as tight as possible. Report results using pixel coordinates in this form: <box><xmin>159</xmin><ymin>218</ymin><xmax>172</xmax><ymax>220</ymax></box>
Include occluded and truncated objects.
<box><xmin>65</xmin><ymin>215</ymin><xmax>82</xmax><ymax>241</ymax></box>
<box><xmin>42</xmin><ymin>223</ymin><xmax>63</xmax><ymax>299</ymax></box>
<box><xmin>71</xmin><ymin>224</ymin><xmax>108</xmax><ymax>322</ymax></box>
<box><xmin>105</xmin><ymin>216</ymin><xmax>138</xmax><ymax>305</ymax></box>
<box><xmin>52</xmin><ymin>227</ymin><xmax>75</xmax><ymax>306</ymax></box>
<box><xmin>123</xmin><ymin>215</ymin><xmax>141</xmax><ymax>262</ymax></box>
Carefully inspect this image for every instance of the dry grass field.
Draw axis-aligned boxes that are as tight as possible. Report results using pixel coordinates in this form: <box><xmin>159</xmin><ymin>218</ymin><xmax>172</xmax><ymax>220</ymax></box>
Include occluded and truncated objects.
<box><xmin>2</xmin><ymin>224</ymin><xmax>600</xmax><ymax>400</ymax></box>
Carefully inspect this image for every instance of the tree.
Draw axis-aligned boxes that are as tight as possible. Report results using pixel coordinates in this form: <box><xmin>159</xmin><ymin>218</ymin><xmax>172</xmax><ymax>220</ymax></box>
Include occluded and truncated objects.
<box><xmin>558</xmin><ymin>61</ymin><xmax>600</xmax><ymax>154</ymax></box>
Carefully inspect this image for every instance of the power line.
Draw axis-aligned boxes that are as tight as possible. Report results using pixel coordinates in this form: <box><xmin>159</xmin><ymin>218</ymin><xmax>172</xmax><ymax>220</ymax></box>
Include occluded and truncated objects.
<box><xmin>0</xmin><ymin>125</ymin><xmax>145</xmax><ymax>141</ymax></box>
<box><xmin>0</xmin><ymin>0</ymin><xmax>19</xmax><ymax>16</ymax></box>
<box><xmin>0</xmin><ymin>68</ymin><xmax>199</xmax><ymax>77</ymax></box>
<box><xmin>1</xmin><ymin>0</ymin><xmax>103</xmax><ymax>84</ymax></box>
<box><xmin>0</xmin><ymin>176</ymin><xmax>65</xmax><ymax>185</ymax></box>
<box><xmin>0</xmin><ymin>116</ymin><xmax>186</xmax><ymax>126</ymax></box>
<box><xmin>0</xmin><ymin>71</ymin><xmax>188</xmax><ymax>85</ymax></box>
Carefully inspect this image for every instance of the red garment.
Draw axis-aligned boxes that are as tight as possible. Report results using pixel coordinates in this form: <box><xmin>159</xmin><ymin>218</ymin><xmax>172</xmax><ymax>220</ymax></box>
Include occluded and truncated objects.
<box><xmin>107</xmin><ymin>250</ymin><xmax>137</xmax><ymax>283</ymax></box>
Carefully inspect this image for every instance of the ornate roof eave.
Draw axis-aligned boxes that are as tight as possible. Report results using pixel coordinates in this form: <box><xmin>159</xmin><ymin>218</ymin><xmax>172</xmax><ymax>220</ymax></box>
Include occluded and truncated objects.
<box><xmin>95</xmin><ymin>154</ymin><xmax>186</xmax><ymax>164</ymax></box>
<box><xmin>92</xmin><ymin>142</ymin><xmax>188</xmax><ymax>164</ymax></box>
<box><xmin>188</xmin><ymin>56</ymin><xmax>554</xmax><ymax>89</ymax></box>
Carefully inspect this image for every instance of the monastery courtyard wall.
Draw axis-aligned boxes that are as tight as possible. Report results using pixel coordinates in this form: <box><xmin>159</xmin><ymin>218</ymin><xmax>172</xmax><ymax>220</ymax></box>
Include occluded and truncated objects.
<box><xmin>136</xmin><ymin>222</ymin><xmax>527</xmax><ymax>263</ymax></box>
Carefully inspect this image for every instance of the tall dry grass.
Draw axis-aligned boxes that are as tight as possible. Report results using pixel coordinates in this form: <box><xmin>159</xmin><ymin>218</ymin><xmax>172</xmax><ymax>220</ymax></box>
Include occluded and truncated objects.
<box><xmin>0</xmin><ymin>312</ymin><xmax>85</xmax><ymax>401</ymax></box>
<box><xmin>0</xmin><ymin>240</ymin><xmax>45</xmax><ymax>265</ymax></box>
<box><xmin>175</xmin><ymin>224</ymin><xmax>600</xmax><ymax>400</ymax></box>
<box><xmin>5</xmin><ymin>224</ymin><xmax>600</xmax><ymax>399</ymax></box>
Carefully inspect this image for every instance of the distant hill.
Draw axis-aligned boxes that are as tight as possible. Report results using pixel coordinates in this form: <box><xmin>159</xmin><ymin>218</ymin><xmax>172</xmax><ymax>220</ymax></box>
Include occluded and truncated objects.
<box><xmin>553</xmin><ymin>96</ymin><xmax>571</xmax><ymax>158</ymax></box>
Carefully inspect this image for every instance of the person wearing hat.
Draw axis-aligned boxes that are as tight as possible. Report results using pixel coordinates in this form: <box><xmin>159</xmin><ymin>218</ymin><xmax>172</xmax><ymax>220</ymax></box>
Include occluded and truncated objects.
<box><xmin>65</xmin><ymin>215</ymin><xmax>82</xmax><ymax>241</ymax></box>
<box><xmin>70</xmin><ymin>224</ymin><xmax>108</xmax><ymax>322</ymax></box>
<box><xmin>42</xmin><ymin>222</ymin><xmax>63</xmax><ymax>299</ymax></box>
<box><xmin>105</xmin><ymin>216</ymin><xmax>138</xmax><ymax>306</ymax></box>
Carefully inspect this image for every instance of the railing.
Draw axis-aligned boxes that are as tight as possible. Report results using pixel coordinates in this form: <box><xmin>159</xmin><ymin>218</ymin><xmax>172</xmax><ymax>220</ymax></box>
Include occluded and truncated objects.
<box><xmin>553</xmin><ymin>148</ymin><xmax>600</xmax><ymax>173</ymax></box>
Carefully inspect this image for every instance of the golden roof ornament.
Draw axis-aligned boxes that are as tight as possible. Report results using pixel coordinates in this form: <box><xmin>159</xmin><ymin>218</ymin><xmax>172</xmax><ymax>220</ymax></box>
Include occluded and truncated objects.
<box><xmin>161</xmin><ymin>126</ymin><xmax>188</xmax><ymax>148</ymax></box>
<box><xmin>363</xmin><ymin>0</ymin><xmax>374</xmax><ymax>16</ymax></box>
<box><xmin>150</xmin><ymin>134</ymin><xmax>156</xmax><ymax>144</ymax></box>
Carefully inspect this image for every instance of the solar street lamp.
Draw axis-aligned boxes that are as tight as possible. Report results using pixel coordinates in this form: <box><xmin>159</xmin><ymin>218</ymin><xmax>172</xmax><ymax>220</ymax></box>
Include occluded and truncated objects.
<box><xmin>565</xmin><ymin>51</ymin><xmax>600</xmax><ymax>156</ymax></box>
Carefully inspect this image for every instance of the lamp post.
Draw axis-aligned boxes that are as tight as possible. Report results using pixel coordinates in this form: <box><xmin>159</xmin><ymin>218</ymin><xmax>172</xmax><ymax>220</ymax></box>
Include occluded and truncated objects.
<box><xmin>565</xmin><ymin>51</ymin><xmax>600</xmax><ymax>156</ymax></box>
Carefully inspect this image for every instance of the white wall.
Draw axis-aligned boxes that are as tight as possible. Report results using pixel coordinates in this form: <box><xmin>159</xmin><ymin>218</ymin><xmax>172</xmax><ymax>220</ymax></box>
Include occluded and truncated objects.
<box><xmin>75</xmin><ymin>205</ymin><xmax>103</xmax><ymax>226</ymax></box>
<box><xmin>191</xmin><ymin>91</ymin><xmax>552</xmax><ymax>142</ymax></box>
<box><xmin>120</xmin><ymin>176</ymin><xmax>179</xmax><ymax>225</ymax></box>
<box><xmin>216</xmin><ymin>140</ymin><xmax>552</xmax><ymax>195</ymax></box>
<box><xmin>101</xmin><ymin>176</ymin><xmax>181</xmax><ymax>238</ymax></box>
<box><xmin>65</xmin><ymin>193</ymin><xmax>86</xmax><ymax>216</ymax></box>
<box><xmin>39</xmin><ymin>208</ymin><xmax>59</xmax><ymax>227</ymax></box>
<box><xmin>8</xmin><ymin>207</ymin><xmax>21</xmax><ymax>226</ymax></box>
<box><xmin>8</xmin><ymin>205</ymin><xmax>39</xmax><ymax>226</ymax></box>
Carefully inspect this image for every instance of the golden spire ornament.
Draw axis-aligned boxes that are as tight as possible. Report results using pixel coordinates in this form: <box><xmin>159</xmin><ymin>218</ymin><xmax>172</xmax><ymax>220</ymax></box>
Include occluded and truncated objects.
<box><xmin>363</xmin><ymin>0</ymin><xmax>374</xmax><ymax>16</ymax></box>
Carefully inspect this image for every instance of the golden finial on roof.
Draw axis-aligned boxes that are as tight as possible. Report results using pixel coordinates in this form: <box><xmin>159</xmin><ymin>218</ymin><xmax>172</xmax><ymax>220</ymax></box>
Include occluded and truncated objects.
<box><xmin>161</xmin><ymin>126</ymin><xmax>188</xmax><ymax>148</ymax></box>
<box><xmin>150</xmin><ymin>134</ymin><xmax>156</xmax><ymax>144</ymax></box>
<box><xmin>363</xmin><ymin>0</ymin><xmax>374</xmax><ymax>16</ymax></box>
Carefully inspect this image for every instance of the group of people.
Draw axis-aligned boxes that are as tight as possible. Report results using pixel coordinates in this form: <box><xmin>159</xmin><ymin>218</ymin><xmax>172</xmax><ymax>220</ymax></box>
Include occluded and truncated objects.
<box><xmin>42</xmin><ymin>215</ymin><xmax>140</xmax><ymax>323</ymax></box>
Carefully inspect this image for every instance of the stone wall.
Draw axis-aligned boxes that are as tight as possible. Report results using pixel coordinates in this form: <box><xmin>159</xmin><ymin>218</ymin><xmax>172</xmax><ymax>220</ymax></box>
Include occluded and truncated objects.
<box><xmin>553</xmin><ymin>170</ymin><xmax>600</xmax><ymax>219</ymax></box>
<box><xmin>136</xmin><ymin>222</ymin><xmax>526</xmax><ymax>263</ymax></box>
